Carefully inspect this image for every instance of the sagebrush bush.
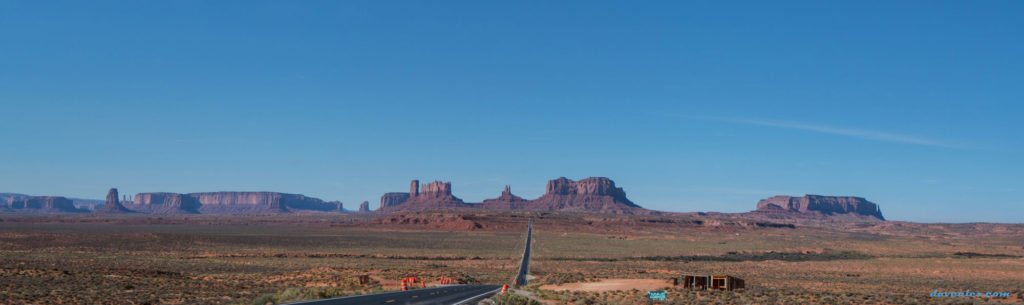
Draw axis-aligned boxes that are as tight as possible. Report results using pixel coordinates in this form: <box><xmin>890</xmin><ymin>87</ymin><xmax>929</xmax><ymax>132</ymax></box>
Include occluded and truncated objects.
<box><xmin>489</xmin><ymin>293</ymin><xmax>542</xmax><ymax>305</ymax></box>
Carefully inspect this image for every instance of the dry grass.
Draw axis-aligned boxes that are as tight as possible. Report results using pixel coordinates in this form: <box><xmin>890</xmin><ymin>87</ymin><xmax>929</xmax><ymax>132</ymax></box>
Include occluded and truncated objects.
<box><xmin>1</xmin><ymin>212</ymin><xmax>1022</xmax><ymax>304</ymax></box>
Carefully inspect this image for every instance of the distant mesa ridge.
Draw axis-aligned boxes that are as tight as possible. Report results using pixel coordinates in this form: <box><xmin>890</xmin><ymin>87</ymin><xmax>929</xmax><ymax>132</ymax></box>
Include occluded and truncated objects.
<box><xmin>357</xmin><ymin>201</ymin><xmax>371</xmax><ymax>213</ymax></box>
<box><xmin>376</xmin><ymin>177</ymin><xmax>652</xmax><ymax>215</ymax></box>
<box><xmin>1</xmin><ymin>195</ymin><xmax>85</xmax><ymax>213</ymax></box>
<box><xmin>376</xmin><ymin>180</ymin><xmax>474</xmax><ymax>212</ymax></box>
<box><xmin>755</xmin><ymin>194</ymin><xmax>884</xmax><ymax>220</ymax></box>
<box><xmin>2</xmin><ymin>179</ymin><xmax>886</xmax><ymax>220</ymax></box>
<box><xmin>525</xmin><ymin>177</ymin><xmax>643</xmax><ymax>214</ymax></box>
<box><xmin>95</xmin><ymin>188</ymin><xmax>135</xmax><ymax>214</ymax></box>
<box><xmin>126</xmin><ymin>191</ymin><xmax>339</xmax><ymax>214</ymax></box>
<box><xmin>479</xmin><ymin>185</ymin><xmax>528</xmax><ymax>210</ymax></box>
<box><xmin>379</xmin><ymin>192</ymin><xmax>411</xmax><ymax>210</ymax></box>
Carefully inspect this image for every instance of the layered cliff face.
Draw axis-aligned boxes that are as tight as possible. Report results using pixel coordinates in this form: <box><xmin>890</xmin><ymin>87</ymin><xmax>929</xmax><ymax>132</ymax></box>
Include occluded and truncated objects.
<box><xmin>380</xmin><ymin>192</ymin><xmax>411</xmax><ymax>209</ymax></box>
<box><xmin>357</xmin><ymin>201</ymin><xmax>371</xmax><ymax>213</ymax></box>
<box><xmin>1</xmin><ymin>193</ymin><xmax>30</xmax><ymax>211</ymax></box>
<box><xmin>188</xmin><ymin>192</ymin><xmax>288</xmax><ymax>213</ymax></box>
<box><xmin>129</xmin><ymin>192</ymin><xmax>340</xmax><ymax>214</ymax></box>
<box><xmin>377</xmin><ymin>177</ymin><xmax>650</xmax><ymax>214</ymax></box>
<box><xmin>8</xmin><ymin>196</ymin><xmax>84</xmax><ymax>213</ymax></box>
<box><xmin>132</xmin><ymin>193</ymin><xmax>178</xmax><ymax>207</ymax></box>
<box><xmin>526</xmin><ymin>177</ymin><xmax>649</xmax><ymax>214</ymax></box>
<box><xmin>1</xmin><ymin>193</ymin><xmax>31</xmax><ymax>206</ymax></box>
<box><xmin>479</xmin><ymin>185</ymin><xmax>529</xmax><ymax>210</ymax></box>
<box><xmin>124</xmin><ymin>192</ymin><xmax>198</xmax><ymax>214</ymax></box>
<box><xmin>377</xmin><ymin>180</ymin><xmax>473</xmax><ymax>212</ymax></box>
<box><xmin>420</xmin><ymin>181</ymin><xmax>452</xmax><ymax>197</ymax></box>
<box><xmin>756</xmin><ymin>195</ymin><xmax>884</xmax><ymax>220</ymax></box>
<box><xmin>95</xmin><ymin>188</ymin><xmax>135</xmax><ymax>214</ymax></box>
<box><xmin>154</xmin><ymin>193</ymin><xmax>202</xmax><ymax>214</ymax></box>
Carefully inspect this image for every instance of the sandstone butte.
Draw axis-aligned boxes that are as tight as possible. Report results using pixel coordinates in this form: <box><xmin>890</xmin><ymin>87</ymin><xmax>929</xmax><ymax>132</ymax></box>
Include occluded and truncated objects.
<box><xmin>376</xmin><ymin>177</ymin><xmax>885</xmax><ymax>219</ymax></box>
<box><xmin>754</xmin><ymin>194</ymin><xmax>885</xmax><ymax>220</ymax></box>
<box><xmin>94</xmin><ymin>188</ymin><xmax>135</xmax><ymax>214</ymax></box>
<box><xmin>357</xmin><ymin>201</ymin><xmax>371</xmax><ymax>213</ymax></box>
<box><xmin>2</xmin><ymin>177</ymin><xmax>885</xmax><ymax>220</ymax></box>
<box><xmin>1</xmin><ymin>195</ymin><xmax>84</xmax><ymax>213</ymax></box>
<box><xmin>377</xmin><ymin>177</ymin><xmax>652</xmax><ymax>215</ymax></box>
<box><xmin>125</xmin><ymin>192</ymin><xmax>337</xmax><ymax>214</ymax></box>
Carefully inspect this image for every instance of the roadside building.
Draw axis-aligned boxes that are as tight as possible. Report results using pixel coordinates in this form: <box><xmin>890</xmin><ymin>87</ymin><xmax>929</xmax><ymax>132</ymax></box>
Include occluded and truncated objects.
<box><xmin>679</xmin><ymin>274</ymin><xmax>745</xmax><ymax>291</ymax></box>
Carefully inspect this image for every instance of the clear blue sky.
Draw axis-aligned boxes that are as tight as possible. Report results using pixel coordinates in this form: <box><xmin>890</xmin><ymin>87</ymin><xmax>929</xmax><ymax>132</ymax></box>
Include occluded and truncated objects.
<box><xmin>2</xmin><ymin>1</ymin><xmax>1021</xmax><ymax>222</ymax></box>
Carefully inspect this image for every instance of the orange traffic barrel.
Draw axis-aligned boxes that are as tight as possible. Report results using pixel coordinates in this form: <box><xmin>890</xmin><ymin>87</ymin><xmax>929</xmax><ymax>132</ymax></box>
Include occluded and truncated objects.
<box><xmin>401</xmin><ymin>280</ymin><xmax>408</xmax><ymax>291</ymax></box>
<box><xmin>501</xmin><ymin>284</ymin><xmax>508</xmax><ymax>295</ymax></box>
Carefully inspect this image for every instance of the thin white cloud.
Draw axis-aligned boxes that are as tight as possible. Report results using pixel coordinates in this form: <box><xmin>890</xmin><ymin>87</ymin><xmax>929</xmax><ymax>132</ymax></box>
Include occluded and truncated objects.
<box><xmin>676</xmin><ymin>114</ymin><xmax>959</xmax><ymax>148</ymax></box>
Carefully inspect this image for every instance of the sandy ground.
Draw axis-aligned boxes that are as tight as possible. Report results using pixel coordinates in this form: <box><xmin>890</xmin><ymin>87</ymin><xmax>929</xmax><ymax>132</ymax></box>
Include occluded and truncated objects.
<box><xmin>509</xmin><ymin>289</ymin><xmax>558</xmax><ymax>305</ymax></box>
<box><xmin>540</xmin><ymin>279</ymin><xmax>673</xmax><ymax>292</ymax></box>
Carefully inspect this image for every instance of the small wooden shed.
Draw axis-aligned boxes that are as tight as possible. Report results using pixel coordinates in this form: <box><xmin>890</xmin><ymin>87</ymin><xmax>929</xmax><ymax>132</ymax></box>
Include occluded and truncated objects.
<box><xmin>710</xmin><ymin>274</ymin><xmax>744</xmax><ymax>291</ymax></box>
<box><xmin>679</xmin><ymin>274</ymin><xmax>745</xmax><ymax>291</ymax></box>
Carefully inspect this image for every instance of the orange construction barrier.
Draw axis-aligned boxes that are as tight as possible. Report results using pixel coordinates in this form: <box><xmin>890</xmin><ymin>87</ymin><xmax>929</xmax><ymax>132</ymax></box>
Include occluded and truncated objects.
<box><xmin>401</xmin><ymin>280</ymin><xmax>408</xmax><ymax>291</ymax></box>
<box><xmin>501</xmin><ymin>284</ymin><xmax>508</xmax><ymax>295</ymax></box>
<box><xmin>421</xmin><ymin>281</ymin><xmax>426</xmax><ymax>288</ymax></box>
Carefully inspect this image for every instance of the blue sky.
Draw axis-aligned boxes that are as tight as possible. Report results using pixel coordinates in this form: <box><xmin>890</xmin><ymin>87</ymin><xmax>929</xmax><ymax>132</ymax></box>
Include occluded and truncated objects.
<box><xmin>2</xmin><ymin>1</ymin><xmax>1021</xmax><ymax>222</ymax></box>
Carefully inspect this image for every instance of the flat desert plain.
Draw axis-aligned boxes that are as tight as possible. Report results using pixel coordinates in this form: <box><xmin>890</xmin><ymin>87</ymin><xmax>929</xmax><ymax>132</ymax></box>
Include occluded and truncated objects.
<box><xmin>1</xmin><ymin>212</ymin><xmax>1022</xmax><ymax>305</ymax></box>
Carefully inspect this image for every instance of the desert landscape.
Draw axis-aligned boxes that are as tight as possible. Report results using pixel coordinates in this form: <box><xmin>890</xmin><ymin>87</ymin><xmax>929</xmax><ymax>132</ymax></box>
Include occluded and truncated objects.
<box><xmin>4</xmin><ymin>2</ymin><xmax>1023</xmax><ymax>304</ymax></box>
<box><xmin>2</xmin><ymin>178</ymin><xmax>1022</xmax><ymax>304</ymax></box>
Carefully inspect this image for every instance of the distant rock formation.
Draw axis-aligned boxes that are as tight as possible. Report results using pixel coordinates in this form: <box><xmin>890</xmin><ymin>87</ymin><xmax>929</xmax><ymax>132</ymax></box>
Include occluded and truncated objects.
<box><xmin>479</xmin><ymin>185</ymin><xmax>528</xmax><ymax>210</ymax></box>
<box><xmin>357</xmin><ymin>201</ymin><xmax>371</xmax><ymax>213</ymax></box>
<box><xmin>376</xmin><ymin>177</ymin><xmax>651</xmax><ymax>214</ymax></box>
<box><xmin>525</xmin><ymin>177</ymin><xmax>648</xmax><ymax>214</ymax></box>
<box><xmin>380</xmin><ymin>192</ymin><xmax>411</xmax><ymax>209</ymax></box>
<box><xmin>95</xmin><ymin>188</ymin><xmax>135</xmax><ymax>214</ymax></box>
<box><xmin>153</xmin><ymin>193</ymin><xmax>202</xmax><ymax>214</ymax></box>
<box><xmin>188</xmin><ymin>192</ymin><xmax>289</xmax><ymax>213</ymax></box>
<box><xmin>7</xmin><ymin>196</ymin><xmax>84</xmax><ymax>213</ymax></box>
<box><xmin>756</xmin><ymin>195</ymin><xmax>884</xmax><ymax>220</ymax></box>
<box><xmin>1</xmin><ymin>193</ymin><xmax>31</xmax><ymax>206</ymax></box>
<box><xmin>420</xmin><ymin>181</ymin><xmax>452</xmax><ymax>197</ymax></box>
<box><xmin>127</xmin><ymin>191</ymin><xmax>341</xmax><ymax>214</ymax></box>
<box><xmin>376</xmin><ymin>180</ymin><xmax>473</xmax><ymax>212</ymax></box>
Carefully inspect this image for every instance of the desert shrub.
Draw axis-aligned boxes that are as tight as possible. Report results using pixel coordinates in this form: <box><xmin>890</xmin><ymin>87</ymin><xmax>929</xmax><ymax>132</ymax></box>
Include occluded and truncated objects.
<box><xmin>250</xmin><ymin>287</ymin><xmax>352</xmax><ymax>304</ymax></box>
<box><xmin>490</xmin><ymin>293</ymin><xmax>542</xmax><ymax>305</ymax></box>
<box><xmin>546</xmin><ymin>272</ymin><xmax>586</xmax><ymax>285</ymax></box>
<box><xmin>251</xmin><ymin>293</ymin><xmax>276</xmax><ymax>305</ymax></box>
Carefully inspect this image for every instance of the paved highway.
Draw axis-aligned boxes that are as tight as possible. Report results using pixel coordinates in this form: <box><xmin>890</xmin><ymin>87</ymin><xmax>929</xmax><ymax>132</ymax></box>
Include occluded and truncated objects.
<box><xmin>285</xmin><ymin>219</ymin><xmax>533</xmax><ymax>305</ymax></box>
<box><xmin>512</xmin><ymin>218</ymin><xmax>533</xmax><ymax>287</ymax></box>
<box><xmin>287</xmin><ymin>285</ymin><xmax>500</xmax><ymax>305</ymax></box>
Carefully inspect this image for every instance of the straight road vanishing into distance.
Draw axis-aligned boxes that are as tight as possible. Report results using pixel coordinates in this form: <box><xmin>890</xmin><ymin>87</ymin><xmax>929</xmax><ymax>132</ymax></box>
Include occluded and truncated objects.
<box><xmin>286</xmin><ymin>219</ymin><xmax>534</xmax><ymax>305</ymax></box>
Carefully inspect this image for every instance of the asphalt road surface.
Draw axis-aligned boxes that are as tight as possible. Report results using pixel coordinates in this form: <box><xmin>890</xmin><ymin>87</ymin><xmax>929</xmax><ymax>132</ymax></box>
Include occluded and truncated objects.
<box><xmin>287</xmin><ymin>285</ymin><xmax>500</xmax><ymax>305</ymax></box>
<box><xmin>513</xmin><ymin>218</ymin><xmax>533</xmax><ymax>287</ymax></box>
<box><xmin>285</xmin><ymin>219</ymin><xmax>532</xmax><ymax>305</ymax></box>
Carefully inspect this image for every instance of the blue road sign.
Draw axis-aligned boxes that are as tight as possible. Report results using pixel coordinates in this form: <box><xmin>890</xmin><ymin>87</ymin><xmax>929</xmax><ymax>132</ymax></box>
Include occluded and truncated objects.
<box><xmin>647</xmin><ymin>290</ymin><xmax>667</xmax><ymax>301</ymax></box>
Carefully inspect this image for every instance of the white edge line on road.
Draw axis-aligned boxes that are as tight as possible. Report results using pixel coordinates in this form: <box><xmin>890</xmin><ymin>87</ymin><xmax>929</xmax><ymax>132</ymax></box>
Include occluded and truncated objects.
<box><xmin>451</xmin><ymin>288</ymin><xmax>500</xmax><ymax>305</ymax></box>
